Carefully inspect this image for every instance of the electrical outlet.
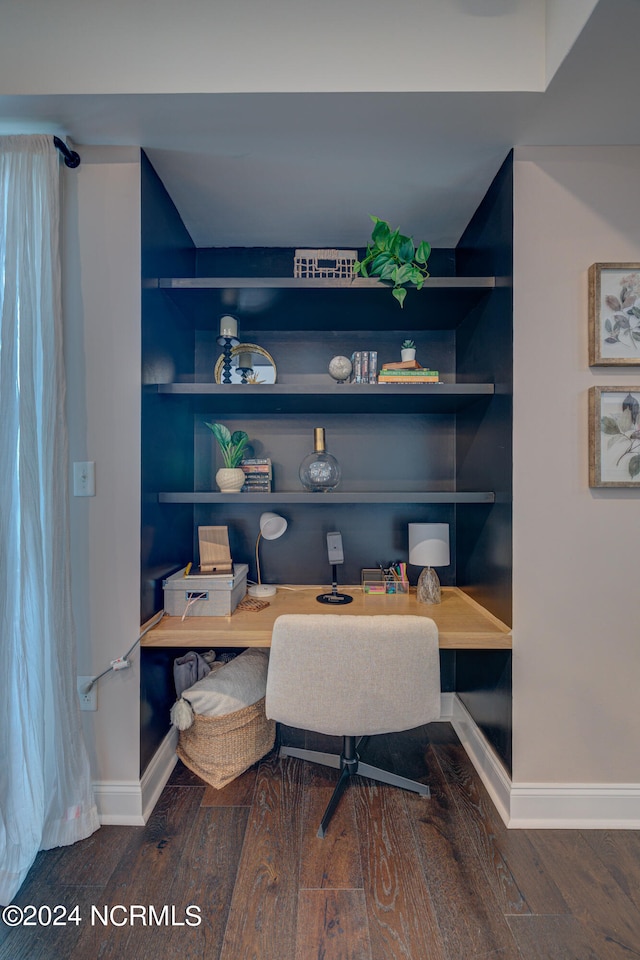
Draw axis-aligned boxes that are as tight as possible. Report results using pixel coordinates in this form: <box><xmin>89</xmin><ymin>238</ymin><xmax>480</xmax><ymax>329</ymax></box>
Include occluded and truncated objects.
<box><xmin>77</xmin><ymin>677</ymin><xmax>97</xmax><ymax>711</ymax></box>
<box><xmin>73</xmin><ymin>461</ymin><xmax>95</xmax><ymax>497</ymax></box>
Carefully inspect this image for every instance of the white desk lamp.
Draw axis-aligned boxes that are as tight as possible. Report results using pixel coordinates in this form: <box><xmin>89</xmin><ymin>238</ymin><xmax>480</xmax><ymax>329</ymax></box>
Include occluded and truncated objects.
<box><xmin>248</xmin><ymin>511</ymin><xmax>288</xmax><ymax>598</ymax></box>
<box><xmin>408</xmin><ymin>523</ymin><xmax>450</xmax><ymax>604</ymax></box>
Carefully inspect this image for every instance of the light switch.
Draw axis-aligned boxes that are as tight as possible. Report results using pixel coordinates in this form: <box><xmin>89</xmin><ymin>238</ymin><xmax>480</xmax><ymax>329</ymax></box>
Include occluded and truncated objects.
<box><xmin>73</xmin><ymin>461</ymin><xmax>95</xmax><ymax>497</ymax></box>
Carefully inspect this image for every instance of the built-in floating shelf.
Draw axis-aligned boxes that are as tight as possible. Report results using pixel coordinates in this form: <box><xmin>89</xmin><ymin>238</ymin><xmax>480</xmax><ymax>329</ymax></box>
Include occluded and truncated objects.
<box><xmin>152</xmin><ymin>275</ymin><xmax>496</xmax><ymax>330</ymax></box>
<box><xmin>157</xmin><ymin>383</ymin><xmax>493</xmax><ymax>395</ymax></box>
<box><xmin>155</xmin><ymin>382</ymin><xmax>494</xmax><ymax>414</ymax></box>
<box><xmin>158</xmin><ymin>491</ymin><xmax>495</xmax><ymax>504</ymax></box>
<box><xmin>156</xmin><ymin>276</ymin><xmax>495</xmax><ymax>291</ymax></box>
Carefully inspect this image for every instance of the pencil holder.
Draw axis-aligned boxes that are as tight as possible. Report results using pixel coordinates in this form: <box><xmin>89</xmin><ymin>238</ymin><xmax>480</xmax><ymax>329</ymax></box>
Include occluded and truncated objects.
<box><xmin>361</xmin><ymin>569</ymin><xmax>409</xmax><ymax>595</ymax></box>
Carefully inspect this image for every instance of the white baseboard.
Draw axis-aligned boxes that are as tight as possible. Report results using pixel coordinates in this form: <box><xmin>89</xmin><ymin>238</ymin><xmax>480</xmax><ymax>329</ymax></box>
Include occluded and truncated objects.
<box><xmin>141</xmin><ymin>725</ymin><xmax>179</xmax><ymax>822</ymax></box>
<box><xmin>439</xmin><ymin>691</ymin><xmax>455</xmax><ymax>719</ymax></box>
<box><xmin>95</xmin><ymin>704</ymin><xmax>640</xmax><ymax>830</ymax></box>
<box><xmin>449</xmin><ymin>694</ymin><xmax>512</xmax><ymax>826</ymax></box>
<box><xmin>95</xmin><ymin>727</ymin><xmax>178</xmax><ymax>826</ymax></box>
<box><xmin>93</xmin><ymin>781</ymin><xmax>146</xmax><ymax>826</ymax></box>
<box><xmin>449</xmin><ymin>694</ymin><xmax>640</xmax><ymax>829</ymax></box>
<box><xmin>509</xmin><ymin>783</ymin><xmax>640</xmax><ymax>829</ymax></box>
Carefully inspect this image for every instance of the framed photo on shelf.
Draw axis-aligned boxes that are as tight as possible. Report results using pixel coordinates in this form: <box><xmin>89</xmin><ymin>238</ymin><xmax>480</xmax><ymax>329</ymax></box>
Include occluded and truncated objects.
<box><xmin>588</xmin><ymin>262</ymin><xmax>640</xmax><ymax>365</ymax></box>
<box><xmin>589</xmin><ymin>386</ymin><xmax>640</xmax><ymax>487</ymax></box>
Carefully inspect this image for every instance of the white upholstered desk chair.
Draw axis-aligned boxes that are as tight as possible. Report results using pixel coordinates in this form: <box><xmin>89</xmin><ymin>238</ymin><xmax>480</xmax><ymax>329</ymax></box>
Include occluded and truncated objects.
<box><xmin>265</xmin><ymin>614</ymin><xmax>440</xmax><ymax>838</ymax></box>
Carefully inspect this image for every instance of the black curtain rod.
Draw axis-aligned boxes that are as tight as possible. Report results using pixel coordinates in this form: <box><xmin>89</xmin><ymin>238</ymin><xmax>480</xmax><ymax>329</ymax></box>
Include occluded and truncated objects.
<box><xmin>53</xmin><ymin>136</ymin><xmax>81</xmax><ymax>168</ymax></box>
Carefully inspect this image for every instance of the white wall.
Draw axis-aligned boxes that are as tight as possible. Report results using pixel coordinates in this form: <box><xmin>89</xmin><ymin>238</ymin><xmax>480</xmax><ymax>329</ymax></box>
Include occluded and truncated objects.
<box><xmin>0</xmin><ymin>0</ymin><xmax>547</xmax><ymax>94</ymax></box>
<box><xmin>512</xmin><ymin>146</ymin><xmax>640</xmax><ymax>787</ymax></box>
<box><xmin>545</xmin><ymin>0</ymin><xmax>599</xmax><ymax>84</ymax></box>
<box><xmin>63</xmin><ymin>147</ymin><xmax>142</xmax><ymax>788</ymax></box>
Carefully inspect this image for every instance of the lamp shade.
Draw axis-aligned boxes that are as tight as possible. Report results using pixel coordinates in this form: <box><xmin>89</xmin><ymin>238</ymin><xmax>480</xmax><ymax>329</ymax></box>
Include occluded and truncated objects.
<box><xmin>408</xmin><ymin>523</ymin><xmax>450</xmax><ymax>568</ymax></box>
<box><xmin>259</xmin><ymin>511</ymin><xmax>288</xmax><ymax>540</ymax></box>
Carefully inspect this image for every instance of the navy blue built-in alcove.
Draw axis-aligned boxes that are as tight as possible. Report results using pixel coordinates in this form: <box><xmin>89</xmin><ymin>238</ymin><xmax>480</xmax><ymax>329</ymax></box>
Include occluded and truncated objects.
<box><xmin>139</xmin><ymin>151</ymin><xmax>513</xmax><ymax>776</ymax></box>
<box><xmin>455</xmin><ymin>154</ymin><xmax>514</xmax><ymax>769</ymax></box>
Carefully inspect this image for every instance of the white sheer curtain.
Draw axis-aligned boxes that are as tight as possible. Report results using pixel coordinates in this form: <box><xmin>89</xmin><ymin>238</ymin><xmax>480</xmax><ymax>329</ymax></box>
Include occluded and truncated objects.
<box><xmin>0</xmin><ymin>135</ymin><xmax>99</xmax><ymax>904</ymax></box>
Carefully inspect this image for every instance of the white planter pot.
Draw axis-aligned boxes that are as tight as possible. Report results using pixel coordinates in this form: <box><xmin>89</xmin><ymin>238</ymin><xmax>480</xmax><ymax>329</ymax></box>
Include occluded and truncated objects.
<box><xmin>216</xmin><ymin>467</ymin><xmax>245</xmax><ymax>493</ymax></box>
<box><xmin>401</xmin><ymin>348</ymin><xmax>416</xmax><ymax>362</ymax></box>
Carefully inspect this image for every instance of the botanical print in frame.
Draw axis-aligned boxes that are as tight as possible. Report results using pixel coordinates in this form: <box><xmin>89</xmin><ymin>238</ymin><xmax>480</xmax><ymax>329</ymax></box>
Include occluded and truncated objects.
<box><xmin>589</xmin><ymin>386</ymin><xmax>640</xmax><ymax>487</ymax></box>
<box><xmin>588</xmin><ymin>262</ymin><xmax>640</xmax><ymax>365</ymax></box>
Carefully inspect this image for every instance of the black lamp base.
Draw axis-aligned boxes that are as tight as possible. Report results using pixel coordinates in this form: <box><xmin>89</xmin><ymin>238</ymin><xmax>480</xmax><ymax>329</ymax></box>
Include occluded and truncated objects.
<box><xmin>316</xmin><ymin>592</ymin><xmax>353</xmax><ymax>605</ymax></box>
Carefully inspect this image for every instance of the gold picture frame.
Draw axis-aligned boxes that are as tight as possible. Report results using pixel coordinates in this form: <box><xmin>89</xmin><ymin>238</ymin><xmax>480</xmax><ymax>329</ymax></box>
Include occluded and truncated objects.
<box><xmin>214</xmin><ymin>343</ymin><xmax>277</xmax><ymax>384</ymax></box>
<box><xmin>589</xmin><ymin>385</ymin><xmax>640</xmax><ymax>487</ymax></box>
<box><xmin>588</xmin><ymin>262</ymin><xmax>640</xmax><ymax>366</ymax></box>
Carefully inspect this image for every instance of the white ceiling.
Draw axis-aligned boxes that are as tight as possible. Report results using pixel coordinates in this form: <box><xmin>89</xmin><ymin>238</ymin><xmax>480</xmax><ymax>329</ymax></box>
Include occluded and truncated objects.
<box><xmin>0</xmin><ymin>0</ymin><xmax>638</xmax><ymax>249</ymax></box>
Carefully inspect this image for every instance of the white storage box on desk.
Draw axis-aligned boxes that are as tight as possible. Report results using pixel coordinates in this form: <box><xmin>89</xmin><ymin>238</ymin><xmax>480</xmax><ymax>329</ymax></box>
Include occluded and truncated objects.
<box><xmin>163</xmin><ymin>564</ymin><xmax>248</xmax><ymax>617</ymax></box>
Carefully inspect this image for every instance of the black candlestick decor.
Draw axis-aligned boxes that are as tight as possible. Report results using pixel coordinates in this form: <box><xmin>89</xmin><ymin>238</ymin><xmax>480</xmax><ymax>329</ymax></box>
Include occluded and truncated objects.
<box><xmin>216</xmin><ymin>335</ymin><xmax>239</xmax><ymax>384</ymax></box>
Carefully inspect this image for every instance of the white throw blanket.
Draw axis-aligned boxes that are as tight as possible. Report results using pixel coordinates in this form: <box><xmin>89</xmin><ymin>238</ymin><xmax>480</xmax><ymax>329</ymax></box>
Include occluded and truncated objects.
<box><xmin>171</xmin><ymin>648</ymin><xmax>270</xmax><ymax>730</ymax></box>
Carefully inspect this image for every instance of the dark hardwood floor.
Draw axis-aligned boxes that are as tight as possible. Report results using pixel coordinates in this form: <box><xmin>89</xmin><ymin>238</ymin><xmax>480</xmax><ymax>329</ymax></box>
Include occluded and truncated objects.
<box><xmin>2</xmin><ymin>722</ymin><xmax>640</xmax><ymax>959</ymax></box>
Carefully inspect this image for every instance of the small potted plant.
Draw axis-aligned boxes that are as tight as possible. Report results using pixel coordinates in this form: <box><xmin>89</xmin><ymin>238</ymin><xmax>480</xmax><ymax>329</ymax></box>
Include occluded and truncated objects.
<box><xmin>352</xmin><ymin>216</ymin><xmax>431</xmax><ymax>307</ymax></box>
<box><xmin>204</xmin><ymin>421</ymin><xmax>249</xmax><ymax>492</ymax></box>
<box><xmin>401</xmin><ymin>339</ymin><xmax>416</xmax><ymax>362</ymax></box>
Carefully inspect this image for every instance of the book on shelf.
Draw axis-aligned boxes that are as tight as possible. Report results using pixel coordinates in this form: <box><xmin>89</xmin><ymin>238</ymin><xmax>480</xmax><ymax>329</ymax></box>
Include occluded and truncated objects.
<box><xmin>241</xmin><ymin>458</ymin><xmax>272</xmax><ymax>477</ymax></box>
<box><xmin>379</xmin><ymin>367</ymin><xmax>439</xmax><ymax>376</ymax></box>
<box><xmin>242</xmin><ymin>478</ymin><xmax>272</xmax><ymax>492</ymax></box>
<box><xmin>380</xmin><ymin>359</ymin><xmax>422</xmax><ymax>370</ymax></box>
<box><xmin>350</xmin><ymin>350</ymin><xmax>378</xmax><ymax>383</ymax></box>
<box><xmin>378</xmin><ymin>374</ymin><xmax>440</xmax><ymax>383</ymax></box>
<box><xmin>378</xmin><ymin>368</ymin><xmax>439</xmax><ymax>381</ymax></box>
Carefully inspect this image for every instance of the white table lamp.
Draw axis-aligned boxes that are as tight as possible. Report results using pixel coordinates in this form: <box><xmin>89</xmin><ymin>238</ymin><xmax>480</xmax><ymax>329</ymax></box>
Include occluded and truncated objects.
<box><xmin>248</xmin><ymin>512</ymin><xmax>288</xmax><ymax>598</ymax></box>
<box><xmin>408</xmin><ymin>523</ymin><xmax>450</xmax><ymax>604</ymax></box>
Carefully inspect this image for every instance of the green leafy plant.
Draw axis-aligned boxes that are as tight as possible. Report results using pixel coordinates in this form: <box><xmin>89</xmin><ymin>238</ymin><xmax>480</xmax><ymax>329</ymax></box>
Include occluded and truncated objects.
<box><xmin>204</xmin><ymin>422</ymin><xmax>249</xmax><ymax>468</ymax></box>
<box><xmin>353</xmin><ymin>216</ymin><xmax>431</xmax><ymax>308</ymax></box>
<box><xmin>402</xmin><ymin>339</ymin><xmax>416</xmax><ymax>350</ymax></box>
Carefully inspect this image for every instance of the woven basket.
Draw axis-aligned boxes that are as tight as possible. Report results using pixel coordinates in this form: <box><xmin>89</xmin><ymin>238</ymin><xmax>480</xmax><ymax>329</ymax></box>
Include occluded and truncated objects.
<box><xmin>176</xmin><ymin>697</ymin><xmax>275</xmax><ymax>789</ymax></box>
<box><xmin>293</xmin><ymin>248</ymin><xmax>357</xmax><ymax>280</ymax></box>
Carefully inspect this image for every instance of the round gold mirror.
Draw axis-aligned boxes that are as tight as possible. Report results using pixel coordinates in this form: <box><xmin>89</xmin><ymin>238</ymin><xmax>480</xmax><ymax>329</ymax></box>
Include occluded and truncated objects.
<box><xmin>214</xmin><ymin>343</ymin><xmax>277</xmax><ymax>384</ymax></box>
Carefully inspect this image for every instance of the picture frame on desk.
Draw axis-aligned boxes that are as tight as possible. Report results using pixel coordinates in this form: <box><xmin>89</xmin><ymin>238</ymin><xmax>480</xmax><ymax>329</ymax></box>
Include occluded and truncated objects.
<box><xmin>588</xmin><ymin>262</ymin><xmax>640</xmax><ymax>365</ymax></box>
<box><xmin>589</xmin><ymin>386</ymin><xmax>640</xmax><ymax>487</ymax></box>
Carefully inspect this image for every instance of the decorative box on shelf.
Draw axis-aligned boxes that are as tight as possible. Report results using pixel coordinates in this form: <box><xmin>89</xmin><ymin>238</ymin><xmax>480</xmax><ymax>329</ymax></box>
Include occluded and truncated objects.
<box><xmin>163</xmin><ymin>564</ymin><xmax>248</xmax><ymax>617</ymax></box>
<box><xmin>293</xmin><ymin>248</ymin><xmax>357</xmax><ymax>280</ymax></box>
<box><xmin>361</xmin><ymin>568</ymin><xmax>410</xmax><ymax>595</ymax></box>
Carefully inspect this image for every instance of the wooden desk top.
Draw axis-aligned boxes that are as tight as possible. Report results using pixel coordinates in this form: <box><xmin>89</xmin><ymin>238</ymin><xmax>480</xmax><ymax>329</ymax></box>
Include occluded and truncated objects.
<box><xmin>142</xmin><ymin>586</ymin><xmax>512</xmax><ymax>650</ymax></box>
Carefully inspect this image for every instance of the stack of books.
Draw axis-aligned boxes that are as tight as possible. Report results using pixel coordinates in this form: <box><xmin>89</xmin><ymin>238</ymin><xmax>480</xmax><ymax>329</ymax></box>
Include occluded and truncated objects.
<box><xmin>377</xmin><ymin>359</ymin><xmax>439</xmax><ymax>383</ymax></box>
<box><xmin>240</xmin><ymin>458</ymin><xmax>273</xmax><ymax>493</ymax></box>
<box><xmin>351</xmin><ymin>350</ymin><xmax>378</xmax><ymax>383</ymax></box>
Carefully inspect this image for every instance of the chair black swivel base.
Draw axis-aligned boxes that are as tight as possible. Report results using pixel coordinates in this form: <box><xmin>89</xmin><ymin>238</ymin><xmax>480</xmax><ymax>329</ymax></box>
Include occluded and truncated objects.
<box><xmin>279</xmin><ymin>734</ymin><xmax>430</xmax><ymax>838</ymax></box>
